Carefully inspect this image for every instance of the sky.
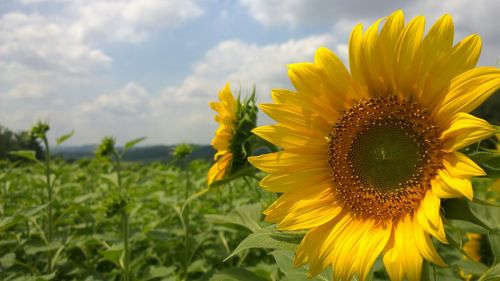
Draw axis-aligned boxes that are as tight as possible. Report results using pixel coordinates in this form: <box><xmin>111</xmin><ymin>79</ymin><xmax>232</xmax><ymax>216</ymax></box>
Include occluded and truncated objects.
<box><xmin>1</xmin><ymin>0</ymin><xmax>499</xmax><ymax>146</ymax></box>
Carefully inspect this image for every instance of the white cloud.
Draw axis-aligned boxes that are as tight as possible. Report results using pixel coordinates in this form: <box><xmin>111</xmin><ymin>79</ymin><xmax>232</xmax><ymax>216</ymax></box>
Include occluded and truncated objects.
<box><xmin>0</xmin><ymin>0</ymin><xmax>204</xmax><ymax>98</ymax></box>
<box><xmin>149</xmin><ymin>35</ymin><xmax>335</xmax><ymax>144</ymax></box>
<box><xmin>63</xmin><ymin>35</ymin><xmax>337</xmax><ymax>144</ymax></box>
<box><xmin>239</xmin><ymin>0</ymin><xmax>392</xmax><ymax>27</ymax></box>
<box><xmin>70</xmin><ymin>0</ymin><xmax>204</xmax><ymax>43</ymax></box>
<box><xmin>161</xmin><ymin>35</ymin><xmax>334</xmax><ymax>103</ymax></box>
<box><xmin>0</xmin><ymin>12</ymin><xmax>111</xmax><ymax>74</ymax></box>
<box><xmin>79</xmin><ymin>82</ymin><xmax>152</xmax><ymax>116</ymax></box>
<box><xmin>0</xmin><ymin>0</ymin><xmax>205</xmax><ymax>139</ymax></box>
<box><xmin>240</xmin><ymin>0</ymin><xmax>499</xmax><ymax>65</ymax></box>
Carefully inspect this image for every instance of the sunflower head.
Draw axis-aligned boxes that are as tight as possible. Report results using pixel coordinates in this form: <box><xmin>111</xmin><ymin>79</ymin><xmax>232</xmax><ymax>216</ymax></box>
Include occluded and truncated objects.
<box><xmin>208</xmin><ymin>83</ymin><xmax>258</xmax><ymax>186</ymax></box>
<box><xmin>249</xmin><ymin>10</ymin><xmax>500</xmax><ymax>281</ymax></box>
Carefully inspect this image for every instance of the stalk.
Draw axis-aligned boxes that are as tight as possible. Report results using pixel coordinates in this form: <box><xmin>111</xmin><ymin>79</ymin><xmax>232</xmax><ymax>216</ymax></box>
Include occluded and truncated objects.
<box><xmin>42</xmin><ymin>136</ymin><xmax>54</xmax><ymax>274</ymax></box>
<box><xmin>228</xmin><ymin>181</ymin><xmax>234</xmax><ymax>210</ymax></box>
<box><xmin>183</xmin><ymin>158</ymin><xmax>190</xmax><ymax>280</ymax></box>
<box><xmin>114</xmin><ymin>151</ymin><xmax>130</xmax><ymax>281</ymax></box>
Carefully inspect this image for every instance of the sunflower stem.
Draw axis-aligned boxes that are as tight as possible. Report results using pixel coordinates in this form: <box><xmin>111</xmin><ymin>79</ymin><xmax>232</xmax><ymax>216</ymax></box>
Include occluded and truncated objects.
<box><xmin>42</xmin><ymin>136</ymin><xmax>54</xmax><ymax>274</ymax></box>
<box><xmin>182</xmin><ymin>157</ymin><xmax>191</xmax><ymax>280</ymax></box>
<box><xmin>228</xmin><ymin>181</ymin><xmax>234</xmax><ymax>210</ymax></box>
<box><xmin>113</xmin><ymin>151</ymin><xmax>130</xmax><ymax>281</ymax></box>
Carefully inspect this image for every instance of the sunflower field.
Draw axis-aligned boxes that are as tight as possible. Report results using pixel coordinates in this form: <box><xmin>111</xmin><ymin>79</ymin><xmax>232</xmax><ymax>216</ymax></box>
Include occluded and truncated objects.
<box><xmin>0</xmin><ymin>132</ymin><xmax>499</xmax><ymax>281</ymax></box>
<box><xmin>2</xmin><ymin>9</ymin><xmax>500</xmax><ymax>281</ymax></box>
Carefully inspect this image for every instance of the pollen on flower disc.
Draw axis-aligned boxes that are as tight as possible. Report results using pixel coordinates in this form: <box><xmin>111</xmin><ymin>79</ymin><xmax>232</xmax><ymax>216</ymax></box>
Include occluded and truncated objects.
<box><xmin>327</xmin><ymin>96</ymin><xmax>443</xmax><ymax>222</ymax></box>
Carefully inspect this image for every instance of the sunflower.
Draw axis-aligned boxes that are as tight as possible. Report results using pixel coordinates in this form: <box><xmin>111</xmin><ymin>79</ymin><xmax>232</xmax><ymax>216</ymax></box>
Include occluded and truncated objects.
<box><xmin>208</xmin><ymin>83</ymin><xmax>258</xmax><ymax>186</ymax></box>
<box><xmin>208</xmin><ymin>84</ymin><xmax>238</xmax><ymax>185</ymax></box>
<box><xmin>248</xmin><ymin>10</ymin><xmax>500</xmax><ymax>281</ymax></box>
<box><xmin>463</xmin><ymin>233</ymin><xmax>483</xmax><ymax>263</ymax></box>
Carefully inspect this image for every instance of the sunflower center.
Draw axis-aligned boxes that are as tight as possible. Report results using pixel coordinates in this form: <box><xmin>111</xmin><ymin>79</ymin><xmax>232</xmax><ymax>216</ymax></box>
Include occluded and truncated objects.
<box><xmin>328</xmin><ymin>96</ymin><xmax>442</xmax><ymax>222</ymax></box>
<box><xmin>350</xmin><ymin>121</ymin><xmax>423</xmax><ymax>192</ymax></box>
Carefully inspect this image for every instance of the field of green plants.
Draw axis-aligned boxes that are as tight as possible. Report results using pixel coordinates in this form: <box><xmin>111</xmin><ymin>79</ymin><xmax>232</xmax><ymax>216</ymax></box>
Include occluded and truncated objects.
<box><xmin>1</xmin><ymin>128</ymin><xmax>500</xmax><ymax>281</ymax></box>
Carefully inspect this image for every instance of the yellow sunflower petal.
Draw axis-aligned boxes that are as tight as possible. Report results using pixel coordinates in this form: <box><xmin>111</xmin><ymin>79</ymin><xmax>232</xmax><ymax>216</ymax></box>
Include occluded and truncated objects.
<box><xmin>438</xmin><ymin>169</ymin><xmax>473</xmax><ymax>200</ymax></box>
<box><xmin>423</xmin><ymin>34</ymin><xmax>482</xmax><ymax>112</ymax></box>
<box><xmin>434</xmin><ymin>67</ymin><xmax>500</xmax><ymax>123</ymax></box>
<box><xmin>384</xmin><ymin>216</ymin><xmax>423</xmax><ymax>281</ymax></box>
<box><xmin>314</xmin><ymin>47</ymin><xmax>364</xmax><ymax>103</ymax></box>
<box><xmin>394</xmin><ymin>15</ymin><xmax>425</xmax><ymax>96</ymax></box>
<box><xmin>248</xmin><ymin>151</ymin><xmax>327</xmax><ymax>174</ymax></box>
<box><xmin>440</xmin><ymin>113</ymin><xmax>496</xmax><ymax>153</ymax></box>
<box><xmin>413</xmin><ymin>219</ymin><xmax>446</xmax><ymax>267</ymax></box>
<box><xmin>259</xmin><ymin>168</ymin><xmax>330</xmax><ymax>193</ymax></box>
<box><xmin>207</xmin><ymin>152</ymin><xmax>232</xmax><ymax>185</ymax></box>
<box><xmin>356</xmin><ymin>222</ymin><xmax>392</xmax><ymax>280</ymax></box>
<box><xmin>265</xmin><ymin>181</ymin><xmax>342</xmax><ymax>230</ymax></box>
<box><xmin>330</xmin><ymin>219</ymin><xmax>375</xmax><ymax>281</ymax></box>
<box><xmin>295</xmin><ymin>215</ymin><xmax>352</xmax><ymax>274</ymax></box>
<box><xmin>417</xmin><ymin>14</ymin><xmax>454</xmax><ymax>106</ymax></box>
<box><xmin>270</xmin><ymin>88</ymin><xmax>340</xmax><ymax>120</ymax></box>
<box><xmin>383</xmin><ymin>240</ymin><xmax>405</xmax><ymax>281</ymax></box>
<box><xmin>288</xmin><ymin>63</ymin><xmax>340</xmax><ymax>117</ymax></box>
<box><xmin>416</xmin><ymin>190</ymin><xmax>448</xmax><ymax>244</ymax></box>
<box><xmin>349</xmin><ymin>23</ymin><xmax>367</xmax><ymax>93</ymax></box>
<box><xmin>443</xmin><ymin>152</ymin><xmax>486</xmax><ymax>177</ymax></box>
<box><xmin>360</xmin><ymin>18</ymin><xmax>384</xmax><ymax>95</ymax></box>
<box><xmin>259</xmin><ymin>103</ymin><xmax>331</xmax><ymax>135</ymax></box>
<box><xmin>379</xmin><ymin>10</ymin><xmax>404</xmax><ymax>90</ymax></box>
<box><xmin>431</xmin><ymin>177</ymin><xmax>462</xmax><ymax>199</ymax></box>
<box><xmin>252</xmin><ymin>125</ymin><xmax>328</xmax><ymax>154</ymax></box>
<box><xmin>299</xmin><ymin>216</ymin><xmax>390</xmax><ymax>281</ymax></box>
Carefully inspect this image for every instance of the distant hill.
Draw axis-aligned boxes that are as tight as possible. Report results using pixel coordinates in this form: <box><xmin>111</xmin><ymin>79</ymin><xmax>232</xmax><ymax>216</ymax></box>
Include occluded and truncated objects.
<box><xmin>53</xmin><ymin>144</ymin><xmax>216</xmax><ymax>163</ymax></box>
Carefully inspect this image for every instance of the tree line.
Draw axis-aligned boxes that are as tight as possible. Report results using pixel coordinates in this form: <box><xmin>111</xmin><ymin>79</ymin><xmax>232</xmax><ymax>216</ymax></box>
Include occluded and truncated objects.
<box><xmin>0</xmin><ymin>125</ymin><xmax>43</xmax><ymax>161</ymax></box>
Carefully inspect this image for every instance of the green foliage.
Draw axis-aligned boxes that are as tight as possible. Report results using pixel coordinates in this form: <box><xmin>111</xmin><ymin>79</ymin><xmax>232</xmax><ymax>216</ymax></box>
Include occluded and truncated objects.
<box><xmin>0</xmin><ymin>159</ymin><xmax>276</xmax><ymax>280</ymax></box>
<box><xmin>0</xmin><ymin>124</ymin><xmax>43</xmax><ymax>161</ymax></box>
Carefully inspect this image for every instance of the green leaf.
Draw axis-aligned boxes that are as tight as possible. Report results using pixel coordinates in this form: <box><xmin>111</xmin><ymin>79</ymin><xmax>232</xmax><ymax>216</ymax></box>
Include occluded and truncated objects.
<box><xmin>210</xmin><ymin>267</ymin><xmax>267</xmax><ymax>281</ymax></box>
<box><xmin>141</xmin><ymin>265</ymin><xmax>175</xmax><ymax>281</ymax></box>
<box><xmin>467</xmin><ymin>151</ymin><xmax>500</xmax><ymax>163</ymax></box>
<box><xmin>225</xmin><ymin>225</ymin><xmax>303</xmax><ymax>261</ymax></box>
<box><xmin>442</xmin><ymin>199</ymin><xmax>497</xmax><ymax>233</ymax></box>
<box><xmin>0</xmin><ymin>253</ymin><xmax>16</xmax><ymax>268</ymax></box>
<box><xmin>9</xmin><ymin>150</ymin><xmax>39</xmax><ymax>163</ymax></box>
<box><xmin>21</xmin><ymin>203</ymin><xmax>50</xmax><ymax>218</ymax></box>
<box><xmin>467</xmin><ymin>151</ymin><xmax>500</xmax><ymax>178</ymax></box>
<box><xmin>56</xmin><ymin>131</ymin><xmax>74</xmax><ymax>145</ymax></box>
<box><xmin>25</xmin><ymin>241</ymin><xmax>63</xmax><ymax>255</ymax></box>
<box><xmin>206</xmin><ymin>203</ymin><xmax>262</xmax><ymax>232</ymax></box>
<box><xmin>478</xmin><ymin>262</ymin><xmax>500</xmax><ymax>281</ymax></box>
<box><xmin>489</xmin><ymin>234</ymin><xmax>500</xmax><ymax>265</ymax></box>
<box><xmin>271</xmin><ymin>250</ymin><xmax>331</xmax><ymax>281</ymax></box>
<box><xmin>421</xmin><ymin>261</ymin><xmax>434</xmax><ymax>281</ymax></box>
<box><xmin>181</xmin><ymin>187</ymin><xmax>209</xmax><ymax>215</ymax></box>
<box><xmin>99</xmin><ymin>246</ymin><xmax>123</xmax><ymax>267</ymax></box>
<box><xmin>0</xmin><ymin>216</ymin><xmax>19</xmax><ymax>232</ymax></box>
<box><xmin>122</xmin><ymin>136</ymin><xmax>147</xmax><ymax>154</ymax></box>
<box><xmin>34</xmin><ymin>273</ymin><xmax>56</xmax><ymax>281</ymax></box>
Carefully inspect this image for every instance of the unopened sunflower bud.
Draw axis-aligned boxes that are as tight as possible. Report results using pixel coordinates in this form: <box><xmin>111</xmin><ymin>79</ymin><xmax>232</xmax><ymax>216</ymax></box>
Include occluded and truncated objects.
<box><xmin>172</xmin><ymin>143</ymin><xmax>193</xmax><ymax>160</ymax></box>
<box><xmin>96</xmin><ymin>136</ymin><xmax>116</xmax><ymax>157</ymax></box>
<box><xmin>31</xmin><ymin>121</ymin><xmax>50</xmax><ymax>139</ymax></box>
